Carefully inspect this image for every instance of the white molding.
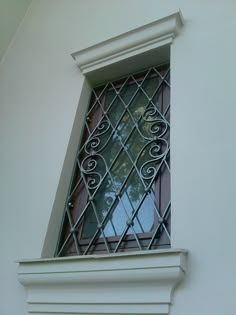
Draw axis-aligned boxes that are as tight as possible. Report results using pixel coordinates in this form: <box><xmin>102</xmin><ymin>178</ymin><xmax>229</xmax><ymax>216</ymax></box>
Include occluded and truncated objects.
<box><xmin>71</xmin><ymin>11</ymin><xmax>183</xmax><ymax>84</ymax></box>
<box><xmin>18</xmin><ymin>249</ymin><xmax>187</xmax><ymax>315</ymax></box>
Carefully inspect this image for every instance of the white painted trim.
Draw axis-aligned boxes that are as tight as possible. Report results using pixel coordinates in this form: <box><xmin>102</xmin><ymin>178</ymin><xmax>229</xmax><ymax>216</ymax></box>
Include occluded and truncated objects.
<box><xmin>72</xmin><ymin>11</ymin><xmax>183</xmax><ymax>84</ymax></box>
<box><xmin>72</xmin><ymin>11</ymin><xmax>183</xmax><ymax>74</ymax></box>
<box><xmin>18</xmin><ymin>249</ymin><xmax>187</xmax><ymax>315</ymax></box>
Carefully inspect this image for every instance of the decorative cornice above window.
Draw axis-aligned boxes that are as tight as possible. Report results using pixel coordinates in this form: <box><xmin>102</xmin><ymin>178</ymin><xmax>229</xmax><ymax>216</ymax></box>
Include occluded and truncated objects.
<box><xmin>18</xmin><ymin>249</ymin><xmax>187</xmax><ymax>315</ymax></box>
<box><xmin>72</xmin><ymin>11</ymin><xmax>183</xmax><ymax>84</ymax></box>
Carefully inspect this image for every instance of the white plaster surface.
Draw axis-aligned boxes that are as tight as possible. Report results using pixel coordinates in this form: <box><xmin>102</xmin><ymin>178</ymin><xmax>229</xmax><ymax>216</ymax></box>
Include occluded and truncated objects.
<box><xmin>0</xmin><ymin>0</ymin><xmax>32</xmax><ymax>63</ymax></box>
<box><xmin>0</xmin><ymin>1</ymin><xmax>236</xmax><ymax>314</ymax></box>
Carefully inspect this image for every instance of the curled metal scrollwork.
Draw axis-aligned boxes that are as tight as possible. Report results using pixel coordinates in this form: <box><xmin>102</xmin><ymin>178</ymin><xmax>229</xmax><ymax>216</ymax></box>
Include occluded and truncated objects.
<box><xmin>84</xmin><ymin>119</ymin><xmax>111</xmax><ymax>154</ymax></box>
<box><xmin>80</xmin><ymin>155</ymin><xmax>103</xmax><ymax>190</ymax></box>
<box><xmin>140</xmin><ymin>104</ymin><xmax>169</xmax><ymax>139</ymax></box>
<box><xmin>149</xmin><ymin>120</ymin><xmax>168</xmax><ymax>138</ymax></box>
<box><xmin>142</xmin><ymin>104</ymin><xmax>160</xmax><ymax>121</ymax></box>
<box><xmin>85</xmin><ymin>137</ymin><xmax>100</xmax><ymax>154</ymax></box>
<box><xmin>136</xmin><ymin>103</ymin><xmax>170</xmax><ymax>182</ymax></box>
<box><xmin>138</xmin><ymin>139</ymin><xmax>169</xmax><ymax>182</ymax></box>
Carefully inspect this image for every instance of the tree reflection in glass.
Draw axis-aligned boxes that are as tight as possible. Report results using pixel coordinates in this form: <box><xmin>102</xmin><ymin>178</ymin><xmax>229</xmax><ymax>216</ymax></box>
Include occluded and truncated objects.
<box><xmin>81</xmin><ymin>67</ymin><xmax>170</xmax><ymax>240</ymax></box>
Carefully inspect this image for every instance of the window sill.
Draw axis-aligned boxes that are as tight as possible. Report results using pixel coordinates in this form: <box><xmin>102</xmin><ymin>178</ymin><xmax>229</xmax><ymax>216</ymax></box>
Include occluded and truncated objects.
<box><xmin>18</xmin><ymin>249</ymin><xmax>187</xmax><ymax>315</ymax></box>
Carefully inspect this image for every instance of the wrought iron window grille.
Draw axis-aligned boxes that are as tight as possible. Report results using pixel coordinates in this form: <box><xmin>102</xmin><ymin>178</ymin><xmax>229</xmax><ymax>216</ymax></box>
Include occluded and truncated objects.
<box><xmin>56</xmin><ymin>63</ymin><xmax>171</xmax><ymax>256</ymax></box>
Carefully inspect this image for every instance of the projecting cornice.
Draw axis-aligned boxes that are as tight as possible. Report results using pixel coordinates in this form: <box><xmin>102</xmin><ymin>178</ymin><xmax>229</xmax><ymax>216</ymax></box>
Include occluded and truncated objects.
<box><xmin>71</xmin><ymin>11</ymin><xmax>184</xmax><ymax>84</ymax></box>
<box><xmin>18</xmin><ymin>249</ymin><xmax>187</xmax><ymax>315</ymax></box>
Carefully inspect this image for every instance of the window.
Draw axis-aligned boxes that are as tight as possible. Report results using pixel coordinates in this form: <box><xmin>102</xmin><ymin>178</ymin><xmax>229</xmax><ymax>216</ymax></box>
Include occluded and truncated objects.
<box><xmin>18</xmin><ymin>12</ymin><xmax>186</xmax><ymax>315</ymax></box>
<box><xmin>56</xmin><ymin>63</ymin><xmax>171</xmax><ymax>256</ymax></box>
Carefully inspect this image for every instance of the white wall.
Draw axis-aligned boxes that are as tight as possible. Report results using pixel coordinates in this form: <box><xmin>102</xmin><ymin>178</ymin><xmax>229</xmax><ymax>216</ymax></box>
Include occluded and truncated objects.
<box><xmin>0</xmin><ymin>0</ymin><xmax>32</xmax><ymax>62</ymax></box>
<box><xmin>0</xmin><ymin>0</ymin><xmax>236</xmax><ymax>314</ymax></box>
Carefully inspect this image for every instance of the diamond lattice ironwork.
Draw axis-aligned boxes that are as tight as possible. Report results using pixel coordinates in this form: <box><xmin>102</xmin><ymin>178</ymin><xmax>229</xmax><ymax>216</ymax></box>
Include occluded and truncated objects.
<box><xmin>56</xmin><ymin>64</ymin><xmax>171</xmax><ymax>256</ymax></box>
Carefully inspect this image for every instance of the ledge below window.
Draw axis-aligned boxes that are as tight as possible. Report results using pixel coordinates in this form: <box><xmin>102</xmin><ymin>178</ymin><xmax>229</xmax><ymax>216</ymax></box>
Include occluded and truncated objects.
<box><xmin>18</xmin><ymin>249</ymin><xmax>187</xmax><ymax>315</ymax></box>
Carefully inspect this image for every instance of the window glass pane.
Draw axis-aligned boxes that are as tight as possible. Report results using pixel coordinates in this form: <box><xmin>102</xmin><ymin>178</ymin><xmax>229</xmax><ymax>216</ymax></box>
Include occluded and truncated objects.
<box><xmin>56</xmin><ymin>64</ymin><xmax>171</xmax><ymax>256</ymax></box>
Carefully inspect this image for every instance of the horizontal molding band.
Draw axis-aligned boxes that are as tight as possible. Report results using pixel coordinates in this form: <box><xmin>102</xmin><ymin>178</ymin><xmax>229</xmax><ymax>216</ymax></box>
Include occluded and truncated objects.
<box><xmin>18</xmin><ymin>249</ymin><xmax>187</xmax><ymax>315</ymax></box>
<box><xmin>72</xmin><ymin>12</ymin><xmax>183</xmax><ymax>74</ymax></box>
<box><xmin>71</xmin><ymin>10</ymin><xmax>183</xmax><ymax>84</ymax></box>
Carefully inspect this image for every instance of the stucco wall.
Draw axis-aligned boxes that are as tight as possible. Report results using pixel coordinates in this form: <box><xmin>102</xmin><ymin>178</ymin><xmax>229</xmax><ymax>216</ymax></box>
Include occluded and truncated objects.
<box><xmin>0</xmin><ymin>1</ymin><xmax>236</xmax><ymax>314</ymax></box>
<box><xmin>0</xmin><ymin>0</ymin><xmax>32</xmax><ymax>62</ymax></box>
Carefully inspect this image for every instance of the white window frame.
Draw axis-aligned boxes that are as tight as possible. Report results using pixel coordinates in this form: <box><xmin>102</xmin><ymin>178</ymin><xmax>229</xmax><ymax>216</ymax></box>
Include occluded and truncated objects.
<box><xmin>18</xmin><ymin>11</ymin><xmax>187</xmax><ymax>315</ymax></box>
